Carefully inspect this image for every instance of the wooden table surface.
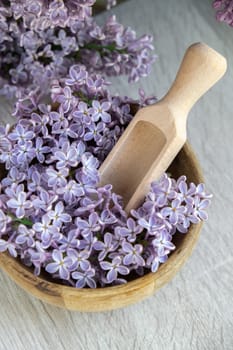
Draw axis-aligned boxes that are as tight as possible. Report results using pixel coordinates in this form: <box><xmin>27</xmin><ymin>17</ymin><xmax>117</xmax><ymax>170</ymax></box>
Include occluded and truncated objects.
<box><xmin>0</xmin><ymin>0</ymin><xmax>233</xmax><ymax>349</ymax></box>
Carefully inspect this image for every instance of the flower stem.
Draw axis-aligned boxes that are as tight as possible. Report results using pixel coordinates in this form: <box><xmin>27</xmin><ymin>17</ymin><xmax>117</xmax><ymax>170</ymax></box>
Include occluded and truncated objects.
<box><xmin>8</xmin><ymin>212</ymin><xmax>33</xmax><ymax>228</ymax></box>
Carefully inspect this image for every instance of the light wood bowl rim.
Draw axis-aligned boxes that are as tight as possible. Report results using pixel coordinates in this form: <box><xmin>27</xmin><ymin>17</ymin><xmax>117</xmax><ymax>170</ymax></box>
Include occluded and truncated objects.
<box><xmin>0</xmin><ymin>142</ymin><xmax>204</xmax><ymax>311</ymax></box>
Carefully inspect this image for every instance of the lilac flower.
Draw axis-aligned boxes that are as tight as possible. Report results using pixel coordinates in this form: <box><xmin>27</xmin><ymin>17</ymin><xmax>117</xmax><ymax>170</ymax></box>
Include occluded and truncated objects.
<box><xmin>146</xmin><ymin>253</ymin><xmax>168</xmax><ymax>273</ymax></box>
<box><xmin>1</xmin><ymin>167</ymin><xmax>25</xmax><ymax>187</ymax></box>
<box><xmin>68</xmin><ymin>248</ymin><xmax>90</xmax><ymax>271</ymax></box>
<box><xmin>213</xmin><ymin>0</ymin><xmax>233</xmax><ymax>26</ymax></box>
<box><xmin>72</xmin><ymin>268</ymin><xmax>96</xmax><ymax>288</ymax></box>
<box><xmin>84</xmin><ymin>122</ymin><xmax>105</xmax><ymax>142</ymax></box>
<box><xmin>7</xmin><ymin>192</ymin><xmax>32</xmax><ymax>218</ymax></box>
<box><xmin>56</xmin><ymin>180</ymin><xmax>85</xmax><ymax>202</ymax></box>
<box><xmin>116</xmin><ymin>218</ymin><xmax>143</xmax><ymax>242</ymax></box>
<box><xmin>8</xmin><ymin>124</ymin><xmax>34</xmax><ymax>144</ymax></box>
<box><xmin>54</xmin><ymin>142</ymin><xmax>79</xmax><ymax>169</ymax></box>
<box><xmin>50</xmin><ymin>108</ymin><xmax>68</xmax><ymax>132</ymax></box>
<box><xmin>100</xmin><ymin>256</ymin><xmax>129</xmax><ymax>283</ymax></box>
<box><xmin>15</xmin><ymin>141</ymin><xmax>35</xmax><ymax>164</ymax></box>
<box><xmin>138</xmin><ymin>215</ymin><xmax>165</xmax><ymax>235</ymax></box>
<box><xmin>58</xmin><ymin>230</ymin><xmax>80</xmax><ymax>252</ymax></box>
<box><xmin>15</xmin><ymin>224</ymin><xmax>35</xmax><ymax>247</ymax></box>
<box><xmin>35</xmin><ymin>138</ymin><xmax>50</xmax><ymax>163</ymax></box>
<box><xmin>33</xmin><ymin>214</ymin><xmax>59</xmax><ymax>247</ymax></box>
<box><xmin>45</xmin><ymin>250</ymin><xmax>73</xmax><ymax>280</ymax></box>
<box><xmin>56</xmin><ymin>86</ymin><xmax>75</xmax><ymax>113</ymax></box>
<box><xmin>31</xmin><ymin>112</ymin><xmax>50</xmax><ymax>136</ymax></box>
<box><xmin>32</xmin><ymin>190</ymin><xmax>58</xmax><ymax>212</ymax></box>
<box><xmin>28</xmin><ymin>170</ymin><xmax>42</xmax><ymax>192</ymax></box>
<box><xmin>46</xmin><ymin>167</ymin><xmax>69</xmax><ymax>187</ymax></box>
<box><xmin>81</xmin><ymin>153</ymin><xmax>99</xmax><ymax>179</ymax></box>
<box><xmin>0</xmin><ymin>209</ymin><xmax>11</xmax><ymax>233</ymax></box>
<box><xmin>93</xmin><ymin>232</ymin><xmax>116</xmax><ymax>261</ymax></box>
<box><xmin>122</xmin><ymin>242</ymin><xmax>145</xmax><ymax>266</ymax></box>
<box><xmin>91</xmin><ymin>101</ymin><xmax>111</xmax><ymax>123</ymax></box>
<box><xmin>76</xmin><ymin>212</ymin><xmax>101</xmax><ymax>237</ymax></box>
<box><xmin>0</xmin><ymin>238</ymin><xmax>17</xmax><ymax>257</ymax></box>
<box><xmin>161</xmin><ymin>199</ymin><xmax>186</xmax><ymax>225</ymax></box>
<box><xmin>193</xmin><ymin>198</ymin><xmax>211</xmax><ymax>221</ymax></box>
<box><xmin>66</xmin><ymin>65</ymin><xmax>87</xmax><ymax>86</ymax></box>
<box><xmin>73</xmin><ymin>102</ymin><xmax>92</xmax><ymax>124</ymax></box>
<box><xmin>48</xmin><ymin>201</ymin><xmax>71</xmax><ymax>227</ymax></box>
<box><xmin>152</xmin><ymin>230</ymin><xmax>175</xmax><ymax>256</ymax></box>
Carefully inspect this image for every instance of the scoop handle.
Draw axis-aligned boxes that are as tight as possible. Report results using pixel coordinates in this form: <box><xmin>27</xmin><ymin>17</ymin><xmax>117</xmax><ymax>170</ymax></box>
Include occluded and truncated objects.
<box><xmin>161</xmin><ymin>42</ymin><xmax>227</xmax><ymax>117</ymax></box>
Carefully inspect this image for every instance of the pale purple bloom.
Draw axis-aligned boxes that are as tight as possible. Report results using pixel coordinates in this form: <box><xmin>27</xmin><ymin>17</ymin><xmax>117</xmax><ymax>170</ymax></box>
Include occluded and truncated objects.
<box><xmin>50</xmin><ymin>108</ymin><xmax>68</xmax><ymax>131</ymax></box>
<box><xmin>54</xmin><ymin>142</ymin><xmax>79</xmax><ymax>169</ymax></box>
<box><xmin>68</xmin><ymin>248</ymin><xmax>90</xmax><ymax>271</ymax></box>
<box><xmin>15</xmin><ymin>141</ymin><xmax>35</xmax><ymax>163</ymax></box>
<box><xmin>46</xmin><ymin>167</ymin><xmax>69</xmax><ymax>187</ymax></box>
<box><xmin>7</xmin><ymin>192</ymin><xmax>32</xmax><ymax>218</ymax></box>
<box><xmin>8</xmin><ymin>124</ymin><xmax>34</xmax><ymax>144</ymax></box>
<box><xmin>32</xmin><ymin>190</ymin><xmax>58</xmax><ymax>212</ymax></box>
<box><xmin>147</xmin><ymin>253</ymin><xmax>168</xmax><ymax>273</ymax></box>
<box><xmin>152</xmin><ymin>230</ymin><xmax>175</xmax><ymax>256</ymax></box>
<box><xmin>161</xmin><ymin>199</ymin><xmax>186</xmax><ymax>225</ymax></box>
<box><xmin>91</xmin><ymin>101</ymin><xmax>111</xmax><ymax>123</ymax></box>
<box><xmin>193</xmin><ymin>198</ymin><xmax>211</xmax><ymax>221</ymax></box>
<box><xmin>58</xmin><ymin>230</ymin><xmax>80</xmax><ymax>251</ymax></box>
<box><xmin>56</xmin><ymin>180</ymin><xmax>85</xmax><ymax>202</ymax></box>
<box><xmin>56</xmin><ymin>86</ymin><xmax>75</xmax><ymax>113</ymax></box>
<box><xmin>100</xmin><ymin>256</ymin><xmax>129</xmax><ymax>283</ymax></box>
<box><xmin>28</xmin><ymin>170</ymin><xmax>41</xmax><ymax>192</ymax></box>
<box><xmin>0</xmin><ymin>238</ymin><xmax>17</xmax><ymax>257</ymax></box>
<box><xmin>72</xmin><ymin>268</ymin><xmax>96</xmax><ymax>288</ymax></box>
<box><xmin>35</xmin><ymin>137</ymin><xmax>50</xmax><ymax>163</ymax></box>
<box><xmin>81</xmin><ymin>153</ymin><xmax>99</xmax><ymax>179</ymax></box>
<box><xmin>66</xmin><ymin>65</ymin><xmax>87</xmax><ymax>86</ymax></box>
<box><xmin>94</xmin><ymin>232</ymin><xmax>116</xmax><ymax>261</ymax></box>
<box><xmin>45</xmin><ymin>250</ymin><xmax>73</xmax><ymax>280</ymax></box>
<box><xmin>116</xmin><ymin>218</ymin><xmax>143</xmax><ymax>242</ymax></box>
<box><xmin>1</xmin><ymin>167</ymin><xmax>25</xmax><ymax>187</ymax></box>
<box><xmin>31</xmin><ymin>112</ymin><xmax>50</xmax><ymax>136</ymax></box>
<box><xmin>48</xmin><ymin>201</ymin><xmax>71</xmax><ymax>227</ymax></box>
<box><xmin>138</xmin><ymin>215</ymin><xmax>165</xmax><ymax>235</ymax></box>
<box><xmin>84</xmin><ymin>122</ymin><xmax>105</xmax><ymax>142</ymax></box>
<box><xmin>15</xmin><ymin>224</ymin><xmax>35</xmax><ymax>247</ymax></box>
<box><xmin>76</xmin><ymin>212</ymin><xmax>100</xmax><ymax>236</ymax></box>
<box><xmin>122</xmin><ymin>242</ymin><xmax>145</xmax><ymax>266</ymax></box>
<box><xmin>33</xmin><ymin>214</ymin><xmax>59</xmax><ymax>247</ymax></box>
<box><xmin>0</xmin><ymin>209</ymin><xmax>11</xmax><ymax>233</ymax></box>
<box><xmin>73</xmin><ymin>102</ymin><xmax>92</xmax><ymax>124</ymax></box>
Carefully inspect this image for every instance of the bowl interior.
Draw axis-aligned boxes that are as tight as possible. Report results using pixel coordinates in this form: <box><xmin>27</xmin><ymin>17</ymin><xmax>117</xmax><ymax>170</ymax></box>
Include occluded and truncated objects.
<box><xmin>0</xmin><ymin>143</ymin><xmax>203</xmax><ymax>311</ymax></box>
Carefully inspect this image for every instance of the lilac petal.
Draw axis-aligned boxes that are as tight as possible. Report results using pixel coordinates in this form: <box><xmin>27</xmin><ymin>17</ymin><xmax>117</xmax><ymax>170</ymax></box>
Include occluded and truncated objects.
<box><xmin>76</xmin><ymin>278</ymin><xmax>86</xmax><ymax>288</ymax></box>
<box><xmin>117</xmin><ymin>266</ymin><xmax>129</xmax><ymax>275</ymax></box>
<box><xmin>59</xmin><ymin>265</ymin><xmax>69</xmax><ymax>280</ymax></box>
<box><xmin>100</xmin><ymin>261</ymin><xmax>111</xmax><ymax>270</ymax></box>
<box><xmin>45</xmin><ymin>262</ymin><xmax>59</xmax><ymax>274</ymax></box>
<box><xmin>123</xmin><ymin>254</ymin><xmax>133</xmax><ymax>265</ymax></box>
<box><xmin>80</xmin><ymin>260</ymin><xmax>90</xmax><ymax>271</ymax></box>
<box><xmin>107</xmin><ymin>269</ymin><xmax>117</xmax><ymax>283</ymax></box>
<box><xmin>86</xmin><ymin>278</ymin><xmax>96</xmax><ymax>289</ymax></box>
<box><xmin>52</xmin><ymin>250</ymin><xmax>63</xmax><ymax>262</ymax></box>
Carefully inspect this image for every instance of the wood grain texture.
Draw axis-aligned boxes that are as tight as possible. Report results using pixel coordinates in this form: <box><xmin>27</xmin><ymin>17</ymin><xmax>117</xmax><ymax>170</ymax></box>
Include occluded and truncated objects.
<box><xmin>100</xmin><ymin>42</ymin><xmax>226</xmax><ymax>212</ymax></box>
<box><xmin>0</xmin><ymin>0</ymin><xmax>233</xmax><ymax>348</ymax></box>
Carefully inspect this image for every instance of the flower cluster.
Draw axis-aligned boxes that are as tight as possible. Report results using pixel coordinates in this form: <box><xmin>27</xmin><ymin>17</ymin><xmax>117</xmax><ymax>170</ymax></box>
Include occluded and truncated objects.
<box><xmin>0</xmin><ymin>65</ymin><xmax>211</xmax><ymax>288</ymax></box>
<box><xmin>213</xmin><ymin>0</ymin><xmax>233</xmax><ymax>26</ymax></box>
<box><xmin>0</xmin><ymin>0</ymin><xmax>155</xmax><ymax>99</ymax></box>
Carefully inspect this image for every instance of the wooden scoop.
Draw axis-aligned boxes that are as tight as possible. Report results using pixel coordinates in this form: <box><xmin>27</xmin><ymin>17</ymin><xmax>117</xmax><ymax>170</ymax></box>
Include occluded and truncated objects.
<box><xmin>99</xmin><ymin>42</ymin><xmax>227</xmax><ymax>213</ymax></box>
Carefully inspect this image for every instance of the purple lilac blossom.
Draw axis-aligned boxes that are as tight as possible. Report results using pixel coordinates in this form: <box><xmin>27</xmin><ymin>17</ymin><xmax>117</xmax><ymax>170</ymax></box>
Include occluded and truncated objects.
<box><xmin>0</xmin><ymin>66</ymin><xmax>212</xmax><ymax>288</ymax></box>
<box><xmin>213</xmin><ymin>0</ymin><xmax>233</xmax><ymax>26</ymax></box>
<box><xmin>0</xmin><ymin>1</ymin><xmax>156</xmax><ymax>99</ymax></box>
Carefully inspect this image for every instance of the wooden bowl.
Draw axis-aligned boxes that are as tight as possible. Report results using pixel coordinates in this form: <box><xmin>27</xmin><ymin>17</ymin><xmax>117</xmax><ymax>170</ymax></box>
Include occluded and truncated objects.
<box><xmin>0</xmin><ymin>142</ymin><xmax>203</xmax><ymax>312</ymax></box>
